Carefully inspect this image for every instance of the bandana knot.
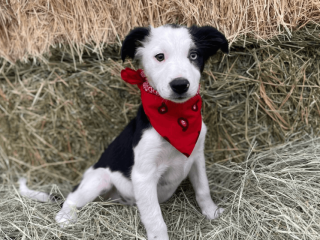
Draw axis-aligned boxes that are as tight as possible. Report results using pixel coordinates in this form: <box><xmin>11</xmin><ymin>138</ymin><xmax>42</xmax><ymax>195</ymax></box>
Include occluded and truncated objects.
<box><xmin>121</xmin><ymin>68</ymin><xmax>202</xmax><ymax>157</ymax></box>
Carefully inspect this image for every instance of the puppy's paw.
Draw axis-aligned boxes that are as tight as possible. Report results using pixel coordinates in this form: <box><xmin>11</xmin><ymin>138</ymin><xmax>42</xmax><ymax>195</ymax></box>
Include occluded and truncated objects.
<box><xmin>55</xmin><ymin>206</ymin><xmax>77</xmax><ymax>227</ymax></box>
<box><xmin>202</xmin><ymin>206</ymin><xmax>224</xmax><ymax>220</ymax></box>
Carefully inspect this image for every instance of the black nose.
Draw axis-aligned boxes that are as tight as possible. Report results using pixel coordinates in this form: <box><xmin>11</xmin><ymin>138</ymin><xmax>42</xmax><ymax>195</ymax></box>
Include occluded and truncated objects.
<box><xmin>170</xmin><ymin>78</ymin><xmax>190</xmax><ymax>94</ymax></box>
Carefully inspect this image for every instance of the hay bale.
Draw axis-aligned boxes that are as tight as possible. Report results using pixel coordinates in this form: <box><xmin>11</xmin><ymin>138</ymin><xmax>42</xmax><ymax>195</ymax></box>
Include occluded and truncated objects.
<box><xmin>0</xmin><ymin>5</ymin><xmax>319</xmax><ymax>239</ymax></box>
<box><xmin>0</xmin><ymin>45</ymin><xmax>133</xmax><ymax>184</ymax></box>
<box><xmin>1</xmin><ymin>25</ymin><xmax>320</xmax><ymax>186</ymax></box>
<box><xmin>204</xmin><ymin>25</ymin><xmax>320</xmax><ymax>163</ymax></box>
<box><xmin>1</xmin><ymin>136</ymin><xmax>320</xmax><ymax>239</ymax></box>
<box><xmin>1</xmin><ymin>0</ymin><xmax>320</xmax><ymax>62</ymax></box>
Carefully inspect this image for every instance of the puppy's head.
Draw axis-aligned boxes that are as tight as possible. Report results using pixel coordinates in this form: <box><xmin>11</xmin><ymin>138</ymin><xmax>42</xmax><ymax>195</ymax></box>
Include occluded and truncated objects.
<box><xmin>121</xmin><ymin>25</ymin><xmax>228</xmax><ymax>103</ymax></box>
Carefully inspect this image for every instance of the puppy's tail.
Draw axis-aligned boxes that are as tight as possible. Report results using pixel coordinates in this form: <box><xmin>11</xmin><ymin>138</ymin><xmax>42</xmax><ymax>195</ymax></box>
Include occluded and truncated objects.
<box><xmin>19</xmin><ymin>178</ymin><xmax>60</xmax><ymax>203</ymax></box>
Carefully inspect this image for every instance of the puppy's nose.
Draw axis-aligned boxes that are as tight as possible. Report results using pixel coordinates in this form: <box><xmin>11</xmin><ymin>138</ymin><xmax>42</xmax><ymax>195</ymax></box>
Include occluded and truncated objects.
<box><xmin>170</xmin><ymin>78</ymin><xmax>190</xmax><ymax>94</ymax></box>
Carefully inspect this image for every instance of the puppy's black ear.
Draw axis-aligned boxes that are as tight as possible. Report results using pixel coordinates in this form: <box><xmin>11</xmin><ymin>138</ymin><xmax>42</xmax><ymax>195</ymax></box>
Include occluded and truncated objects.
<box><xmin>121</xmin><ymin>27</ymin><xmax>150</xmax><ymax>62</ymax></box>
<box><xmin>189</xmin><ymin>26</ymin><xmax>229</xmax><ymax>62</ymax></box>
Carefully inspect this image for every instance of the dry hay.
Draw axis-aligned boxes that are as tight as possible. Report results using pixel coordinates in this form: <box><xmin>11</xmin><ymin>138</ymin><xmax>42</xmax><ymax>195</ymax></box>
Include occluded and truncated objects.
<box><xmin>1</xmin><ymin>0</ymin><xmax>320</xmax><ymax>62</ymax></box>
<box><xmin>0</xmin><ymin>22</ymin><xmax>320</xmax><ymax>239</ymax></box>
<box><xmin>0</xmin><ymin>24</ymin><xmax>320</xmax><ymax>185</ymax></box>
<box><xmin>1</xmin><ymin>136</ymin><xmax>320</xmax><ymax>239</ymax></box>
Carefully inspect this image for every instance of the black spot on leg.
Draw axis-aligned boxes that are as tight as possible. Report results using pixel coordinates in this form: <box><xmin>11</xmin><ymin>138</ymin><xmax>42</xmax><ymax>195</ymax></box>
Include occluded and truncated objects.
<box><xmin>72</xmin><ymin>183</ymin><xmax>79</xmax><ymax>192</ymax></box>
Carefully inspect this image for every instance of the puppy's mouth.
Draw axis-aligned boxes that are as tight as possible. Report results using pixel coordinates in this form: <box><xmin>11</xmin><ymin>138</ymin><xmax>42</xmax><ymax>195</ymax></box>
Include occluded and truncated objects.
<box><xmin>167</xmin><ymin>94</ymin><xmax>193</xmax><ymax>103</ymax></box>
<box><xmin>156</xmin><ymin>86</ymin><xmax>197</xmax><ymax>103</ymax></box>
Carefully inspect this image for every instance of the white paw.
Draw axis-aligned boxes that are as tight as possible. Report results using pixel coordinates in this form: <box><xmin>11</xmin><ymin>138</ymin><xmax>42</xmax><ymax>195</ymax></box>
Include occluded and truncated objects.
<box><xmin>202</xmin><ymin>206</ymin><xmax>224</xmax><ymax>220</ymax></box>
<box><xmin>55</xmin><ymin>206</ymin><xmax>77</xmax><ymax>227</ymax></box>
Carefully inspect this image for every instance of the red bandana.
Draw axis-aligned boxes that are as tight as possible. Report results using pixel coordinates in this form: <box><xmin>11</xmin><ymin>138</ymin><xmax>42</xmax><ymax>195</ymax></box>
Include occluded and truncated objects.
<box><xmin>121</xmin><ymin>68</ymin><xmax>202</xmax><ymax>157</ymax></box>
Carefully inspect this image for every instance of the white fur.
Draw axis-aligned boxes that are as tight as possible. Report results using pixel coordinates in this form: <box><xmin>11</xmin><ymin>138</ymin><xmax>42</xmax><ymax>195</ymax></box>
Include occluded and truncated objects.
<box><xmin>136</xmin><ymin>26</ymin><xmax>201</xmax><ymax>103</ymax></box>
<box><xmin>55</xmin><ymin>167</ymin><xmax>112</xmax><ymax>226</ymax></box>
<box><xmin>19</xmin><ymin>178</ymin><xmax>51</xmax><ymax>202</ymax></box>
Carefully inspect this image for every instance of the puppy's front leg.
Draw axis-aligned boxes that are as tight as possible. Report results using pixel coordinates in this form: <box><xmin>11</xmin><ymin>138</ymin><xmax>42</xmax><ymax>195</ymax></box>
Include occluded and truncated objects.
<box><xmin>189</xmin><ymin>152</ymin><xmax>224</xmax><ymax>220</ymax></box>
<box><xmin>132</xmin><ymin>166</ymin><xmax>169</xmax><ymax>240</ymax></box>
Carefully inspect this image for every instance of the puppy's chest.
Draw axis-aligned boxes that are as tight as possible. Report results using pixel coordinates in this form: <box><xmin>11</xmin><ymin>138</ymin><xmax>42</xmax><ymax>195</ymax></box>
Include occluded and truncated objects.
<box><xmin>157</xmin><ymin>161</ymin><xmax>193</xmax><ymax>187</ymax></box>
<box><xmin>132</xmin><ymin>125</ymin><xmax>202</xmax><ymax>186</ymax></box>
<box><xmin>156</xmin><ymin>146</ymin><xmax>195</xmax><ymax>186</ymax></box>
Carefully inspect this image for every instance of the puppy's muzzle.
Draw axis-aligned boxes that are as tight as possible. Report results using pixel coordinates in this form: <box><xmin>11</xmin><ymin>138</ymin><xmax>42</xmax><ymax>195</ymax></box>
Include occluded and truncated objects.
<box><xmin>170</xmin><ymin>78</ymin><xmax>190</xmax><ymax>94</ymax></box>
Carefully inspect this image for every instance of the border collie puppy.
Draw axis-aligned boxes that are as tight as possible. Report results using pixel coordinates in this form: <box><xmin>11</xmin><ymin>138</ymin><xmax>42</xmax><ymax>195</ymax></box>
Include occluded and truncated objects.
<box><xmin>20</xmin><ymin>25</ymin><xmax>228</xmax><ymax>240</ymax></box>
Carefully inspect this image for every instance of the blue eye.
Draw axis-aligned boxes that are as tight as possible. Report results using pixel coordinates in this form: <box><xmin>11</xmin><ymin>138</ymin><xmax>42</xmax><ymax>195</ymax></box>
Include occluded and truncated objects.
<box><xmin>155</xmin><ymin>53</ymin><xmax>165</xmax><ymax>62</ymax></box>
<box><xmin>190</xmin><ymin>52</ymin><xmax>197</xmax><ymax>60</ymax></box>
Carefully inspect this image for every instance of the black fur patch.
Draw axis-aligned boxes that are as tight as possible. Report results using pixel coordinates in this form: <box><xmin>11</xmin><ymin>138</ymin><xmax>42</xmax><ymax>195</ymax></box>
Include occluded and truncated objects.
<box><xmin>72</xmin><ymin>183</ymin><xmax>79</xmax><ymax>192</ymax></box>
<box><xmin>121</xmin><ymin>27</ymin><xmax>150</xmax><ymax>61</ymax></box>
<box><xmin>93</xmin><ymin>105</ymin><xmax>151</xmax><ymax>178</ymax></box>
<box><xmin>187</xmin><ymin>47</ymin><xmax>205</xmax><ymax>72</ymax></box>
<box><xmin>188</xmin><ymin>26</ymin><xmax>229</xmax><ymax>72</ymax></box>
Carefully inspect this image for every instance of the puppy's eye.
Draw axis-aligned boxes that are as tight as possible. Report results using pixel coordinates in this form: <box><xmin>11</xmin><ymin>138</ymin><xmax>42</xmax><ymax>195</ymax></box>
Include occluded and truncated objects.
<box><xmin>190</xmin><ymin>52</ymin><xmax>197</xmax><ymax>60</ymax></box>
<box><xmin>155</xmin><ymin>53</ymin><xmax>165</xmax><ymax>62</ymax></box>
